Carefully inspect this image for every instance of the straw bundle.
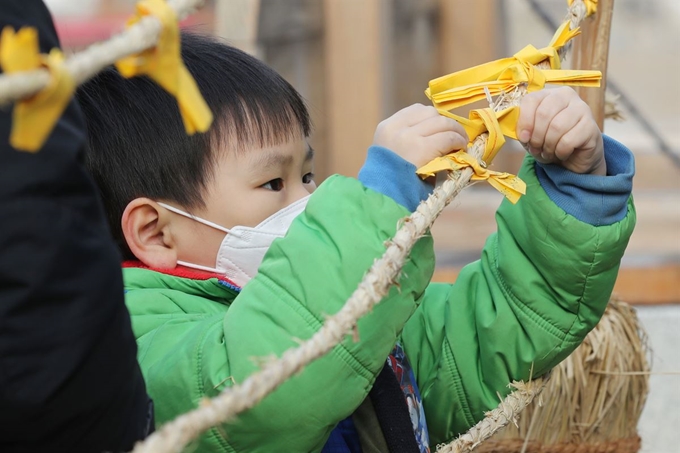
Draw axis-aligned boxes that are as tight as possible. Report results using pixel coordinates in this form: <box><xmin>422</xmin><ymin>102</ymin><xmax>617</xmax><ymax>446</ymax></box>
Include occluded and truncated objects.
<box><xmin>475</xmin><ymin>298</ymin><xmax>650</xmax><ymax>453</ymax></box>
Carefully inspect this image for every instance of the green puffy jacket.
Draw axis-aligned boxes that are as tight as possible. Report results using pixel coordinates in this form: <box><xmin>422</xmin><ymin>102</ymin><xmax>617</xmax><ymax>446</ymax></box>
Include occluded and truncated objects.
<box><xmin>125</xmin><ymin>157</ymin><xmax>635</xmax><ymax>452</ymax></box>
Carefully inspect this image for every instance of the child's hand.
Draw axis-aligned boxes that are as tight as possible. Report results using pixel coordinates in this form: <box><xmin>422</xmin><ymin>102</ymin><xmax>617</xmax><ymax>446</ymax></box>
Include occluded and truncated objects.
<box><xmin>373</xmin><ymin>104</ymin><xmax>469</xmax><ymax>168</ymax></box>
<box><xmin>517</xmin><ymin>87</ymin><xmax>606</xmax><ymax>175</ymax></box>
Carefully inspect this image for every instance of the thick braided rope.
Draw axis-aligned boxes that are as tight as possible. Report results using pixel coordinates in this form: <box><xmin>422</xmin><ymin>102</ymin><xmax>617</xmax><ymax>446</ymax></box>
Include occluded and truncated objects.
<box><xmin>436</xmin><ymin>378</ymin><xmax>550</xmax><ymax>453</ymax></box>
<box><xmin>131</xmin><ymin>1</ymin><xmax>594</xmax><ymax>452</ymax></box>
<box><xmin>0</xmin><ymin>0</ymin><xmax>205</xmax><ymax>106</ymax></box>
<box><xmin>568</xmin><ymin>0</ymin><xmax>589</xmax><ymax>31</ymax></box>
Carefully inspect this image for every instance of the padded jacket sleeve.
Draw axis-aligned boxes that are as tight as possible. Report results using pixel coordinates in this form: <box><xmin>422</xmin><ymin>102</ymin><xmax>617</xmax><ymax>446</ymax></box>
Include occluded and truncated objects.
<box><xmin>399</xmin><ymin>155</ymin><xmax>636</xmax><ymax>445</ymax></box>
<box><xmin>0</xmin><ymin>2</ymin><xmax>152</xmax><ymax>451</ymax></box>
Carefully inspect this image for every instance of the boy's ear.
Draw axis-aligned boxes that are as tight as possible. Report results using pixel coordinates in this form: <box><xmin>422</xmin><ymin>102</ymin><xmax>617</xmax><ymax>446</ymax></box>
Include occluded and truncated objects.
<box><xmin>121</xmin><ymin>198</ymin><xmax>177</xmax><ymax>269</ymax></box>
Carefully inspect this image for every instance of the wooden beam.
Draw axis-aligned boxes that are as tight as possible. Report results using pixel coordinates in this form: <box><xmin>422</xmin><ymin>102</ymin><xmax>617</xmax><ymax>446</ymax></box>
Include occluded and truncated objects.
<box><xmin>323</xmin><ymin>0</ymin><xmax>390</xmax><ymax>178</ymax></box>
<box><xmin>612</xmin><ymin>263</ymin><xmax>680</xmax><ymax>305</ymax></box>
<box><xmin>571</xmin><ymin>0</ymin><xmax>615</xmax><ymax>131</ymax></box>
<box><xmin>214</xmin><ymin>0</ymin><xmax>261</xmax><ymax>56</ymax></box>
<box><xmin>432</xmin><ymin>263</ymin><xmax>680</xmax><ymax>305</ymax></box>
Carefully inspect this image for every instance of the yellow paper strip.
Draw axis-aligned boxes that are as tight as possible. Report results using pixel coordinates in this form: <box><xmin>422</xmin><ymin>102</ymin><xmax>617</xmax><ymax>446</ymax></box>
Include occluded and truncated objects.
<box><xmin>426</xmin><ymin>20</ymin><xmax>580</xmax><ymax>102</ymax></box>
<box><xmin>0</xmin><ymin>27</ymin><xmax>75</xmax><ymax>152</ymax></box>
<box><xmin>416</xmin><ymin>14</ymin><xmax>598</xmax><ymax>205</ymax></box>
<box><xmin>115</xmin><ymin>0</ymin><xmax>213</xmax><ymax>134</ymax></box>
<box><xmin>416</xmin><ymin>151</ymin><xmax>526</xmax><ymax>204</ymax></box>
<box><xmin>436</xmin><ymin>106</ymin><xmax>520</xmax><ymax>165</ymax></box>
<box><xmin>430</xmin><ymin>62</ymin><xmax>601</xmax><ymax>112</ymax></box>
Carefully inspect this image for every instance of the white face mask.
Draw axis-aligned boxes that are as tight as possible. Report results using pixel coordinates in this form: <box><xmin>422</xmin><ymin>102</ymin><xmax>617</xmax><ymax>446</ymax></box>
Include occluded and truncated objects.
<box><xmin>158</xmin><ymin>195</ymin><xmax>310</xmax><ymax>288</ymax></box>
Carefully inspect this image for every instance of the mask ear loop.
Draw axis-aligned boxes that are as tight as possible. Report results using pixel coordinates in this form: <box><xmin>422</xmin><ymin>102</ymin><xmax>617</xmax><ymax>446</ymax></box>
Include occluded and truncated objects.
<box><xmin>157</xmin><ymin>201</ymin><xmax>238</xmax><ymax>236</ymax></box>
<box><xmin>156</xmin><ymin>202</ymin><xmax>237</xmax><ymax>274</ymax></box>
<box><xmin>175</xmin><ymin>260</ymin><xmax>222</xmax><ymax>274</ymax></box>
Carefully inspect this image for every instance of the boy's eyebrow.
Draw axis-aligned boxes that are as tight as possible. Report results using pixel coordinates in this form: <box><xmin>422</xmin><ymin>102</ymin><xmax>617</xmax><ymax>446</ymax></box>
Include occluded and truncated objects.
<box><xmin>259</xmin><ymin>153</ymin><xmax>293</xmax><ymax>169</ymax></box>
<box><xmin>253</xmin><ymin>145</ymin><xmax>315</xmax><ymax>170</ymax></box>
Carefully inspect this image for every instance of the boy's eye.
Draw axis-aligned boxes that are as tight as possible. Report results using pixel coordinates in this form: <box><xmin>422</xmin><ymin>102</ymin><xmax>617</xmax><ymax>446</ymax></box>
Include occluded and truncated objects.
<box><xmin>302</xmin><ymin>172</ymin><xmax>315</xmax><ymax>184</ymax></box>
<box><xmin>262</xmin><ymin>178</ymin><xmax>284</xmax><ymax>191</ymax></box>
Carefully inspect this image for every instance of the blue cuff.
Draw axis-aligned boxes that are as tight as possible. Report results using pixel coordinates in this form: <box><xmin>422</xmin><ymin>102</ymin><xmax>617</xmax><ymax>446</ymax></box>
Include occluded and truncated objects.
<box><xmin>535</xmin><ymin>135</ymin><xmax>634</xmax><ymax>226</ymax></box>
<box><xmin>358</xmin><ymin>146</ymin><xmax>432</xmax><ymax>212</ymax></box>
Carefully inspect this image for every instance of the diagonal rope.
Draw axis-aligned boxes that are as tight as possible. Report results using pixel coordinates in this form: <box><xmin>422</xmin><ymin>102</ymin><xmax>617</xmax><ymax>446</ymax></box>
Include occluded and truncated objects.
<box><xmin>435</xmin><ymin>377</ymin><xmax>550</xmax><ymax>453</ymax></box>
<box><xmin>0</xmin><ymin>0</ymin><xmax>205</xmax><ymax>106</ymax></box>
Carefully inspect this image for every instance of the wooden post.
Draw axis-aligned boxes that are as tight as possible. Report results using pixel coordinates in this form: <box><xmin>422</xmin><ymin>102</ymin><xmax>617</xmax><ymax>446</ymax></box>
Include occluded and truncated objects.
<box><xmin>571</xmin><ymin>0</ymin><xmax>615</xmax><ymax>131</ymax></box>
<box><xmin>437</xmin><ymin>0</ymin><xmax>504</xmax><ymax>75</ymax></box>
<box><xmin>214</xmin><ymin>0</ymin><xmax>262</xmax><ymax>56</ymax></box>
<box><xmin>323</xmin><ymin>0</ymin><xmax>390</xmax><ymax>178</ymax></box>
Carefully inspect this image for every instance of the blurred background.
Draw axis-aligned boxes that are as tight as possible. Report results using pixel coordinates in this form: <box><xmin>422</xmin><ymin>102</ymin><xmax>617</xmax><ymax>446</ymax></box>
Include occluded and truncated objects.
<box><xmin>44</xmin><ymin>0</ymin><xmax>679</xmax><ymax>451</ymax></box>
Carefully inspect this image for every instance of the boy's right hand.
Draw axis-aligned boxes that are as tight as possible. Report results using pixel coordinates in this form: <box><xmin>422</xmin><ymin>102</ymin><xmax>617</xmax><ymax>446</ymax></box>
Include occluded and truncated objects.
<box><xmin>372</xmin><ymin>104</ymin><xmax>469</xmax><ymax>169</ymax></box>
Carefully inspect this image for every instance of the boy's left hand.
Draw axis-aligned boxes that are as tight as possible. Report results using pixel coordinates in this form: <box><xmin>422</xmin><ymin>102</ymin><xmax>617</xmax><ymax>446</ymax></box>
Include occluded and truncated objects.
<box><xmin>516</xmin><ymin>87</ymin><xmax>606</xmax><ymax>176</ymax></box>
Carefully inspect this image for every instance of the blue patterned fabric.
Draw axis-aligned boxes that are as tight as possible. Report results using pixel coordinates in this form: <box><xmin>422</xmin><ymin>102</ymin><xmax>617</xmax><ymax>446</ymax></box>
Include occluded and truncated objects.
<box><xmin>387</xmin><ymin>344</ymin><xmax>431</xmax><ymax>452</ymax></box>
<box><xmin>321</xmin><ymin>344</ymin><xmax>430</xmax><ymax>453</ymax></box>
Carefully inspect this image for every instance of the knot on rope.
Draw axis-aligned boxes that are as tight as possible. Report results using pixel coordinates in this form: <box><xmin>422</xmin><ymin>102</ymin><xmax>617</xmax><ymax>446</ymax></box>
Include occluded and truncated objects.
<box><xmin>425</xmin><ymin>20</ymin><xmax>584</xmax><ymax>111</ymax></box>
<box><xmin>569</xmin><ymin>0</ymin><xmax>598</xmax><ymax>17</ymax></box>
<box><xmin>0</xmin><ymin>27</ymin><xmax>75</xmax><ymax>152</ymax></box>
<box><xmin>417</xmin><ymin>104</ymin><xmax>526</xmax><ymax>204</ymax></box>
<box><xmin>115</xmin><ymin>0</ymin><xmax>213</xmax><ymax>134</ymax></box>
<box><xmin>438</xmin><ymin>106</ymin><xmax>520</xmax><ymax>164</ymax></box>
<box><xmin>417</xmin><ymin>150</ymin><xmax>526</xmax><ymax>205</ymax></box>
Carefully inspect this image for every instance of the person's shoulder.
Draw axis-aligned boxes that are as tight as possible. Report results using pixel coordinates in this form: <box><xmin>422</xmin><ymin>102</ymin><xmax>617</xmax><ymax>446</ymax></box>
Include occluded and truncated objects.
<box><xmin>123</xmin><ymin>267</ymin><xmax>232</xmax><ymax>317</ymax></box>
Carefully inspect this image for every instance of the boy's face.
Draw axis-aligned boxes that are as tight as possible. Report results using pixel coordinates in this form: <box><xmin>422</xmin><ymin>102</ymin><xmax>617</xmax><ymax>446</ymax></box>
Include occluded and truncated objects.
<box><xmin>167</xmin><ymin>135</ymin><xmax>316</xmax><ymax>269</ymax></box>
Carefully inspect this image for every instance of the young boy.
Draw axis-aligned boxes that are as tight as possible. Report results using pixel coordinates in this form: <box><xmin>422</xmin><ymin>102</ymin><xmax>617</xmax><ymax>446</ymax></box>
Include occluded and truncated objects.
<box><xmin>77</xmin><ymin>32</ymin><xmax>635</xmax><ymax>452</ymax></box>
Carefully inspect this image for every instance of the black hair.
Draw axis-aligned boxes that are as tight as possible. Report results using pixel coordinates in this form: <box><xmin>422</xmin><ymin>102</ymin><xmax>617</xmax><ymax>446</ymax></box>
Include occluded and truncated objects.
<box><xmin>77</xmin><ymin>32</ymin><xmax>311</xmax><ymax>260</ymax></box>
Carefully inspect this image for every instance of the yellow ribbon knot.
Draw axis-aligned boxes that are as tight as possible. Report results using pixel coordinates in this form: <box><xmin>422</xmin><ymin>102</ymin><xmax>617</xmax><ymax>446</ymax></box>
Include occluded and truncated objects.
<box><xmin>569</xmin><ymin>0</ymin><xmax>597</xmax><ymax>17</ymax></box>
<box><xmin>438</xmin><ymin>106</ymin><xmax>520</xmax><ymax>165</ymax></box>
<box><xmin>417</xmin><ymin>106</ymin><xmax>524</xmax><ymax>203</ymax></box>
<box><xmin>115</xmin><ymin>0</ymin><xmax>213</xmax><ymax>134</ymax></box>
<box><xmin>417</xmin><ymin>150</ymin><xmax>526</xmax><ymax>204</ymax></box>
<box><xmin>425</xmin><ymin>20</ymin><xmax>590</xmax><ymax>112</ymax></box>
<box><xmin>543</xmin><ymin>20</ymin><xmax>583</xmax><ymax>68</ymax></box>
<box><xmin>427</xmin><ymin>57</ymin><xmax>600</xmax><ymax>112</ymax></box>
<box><xmin>0</xmin><ymin>27</ymin><xmax>75</xmax><ymax>152</ymax></box>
